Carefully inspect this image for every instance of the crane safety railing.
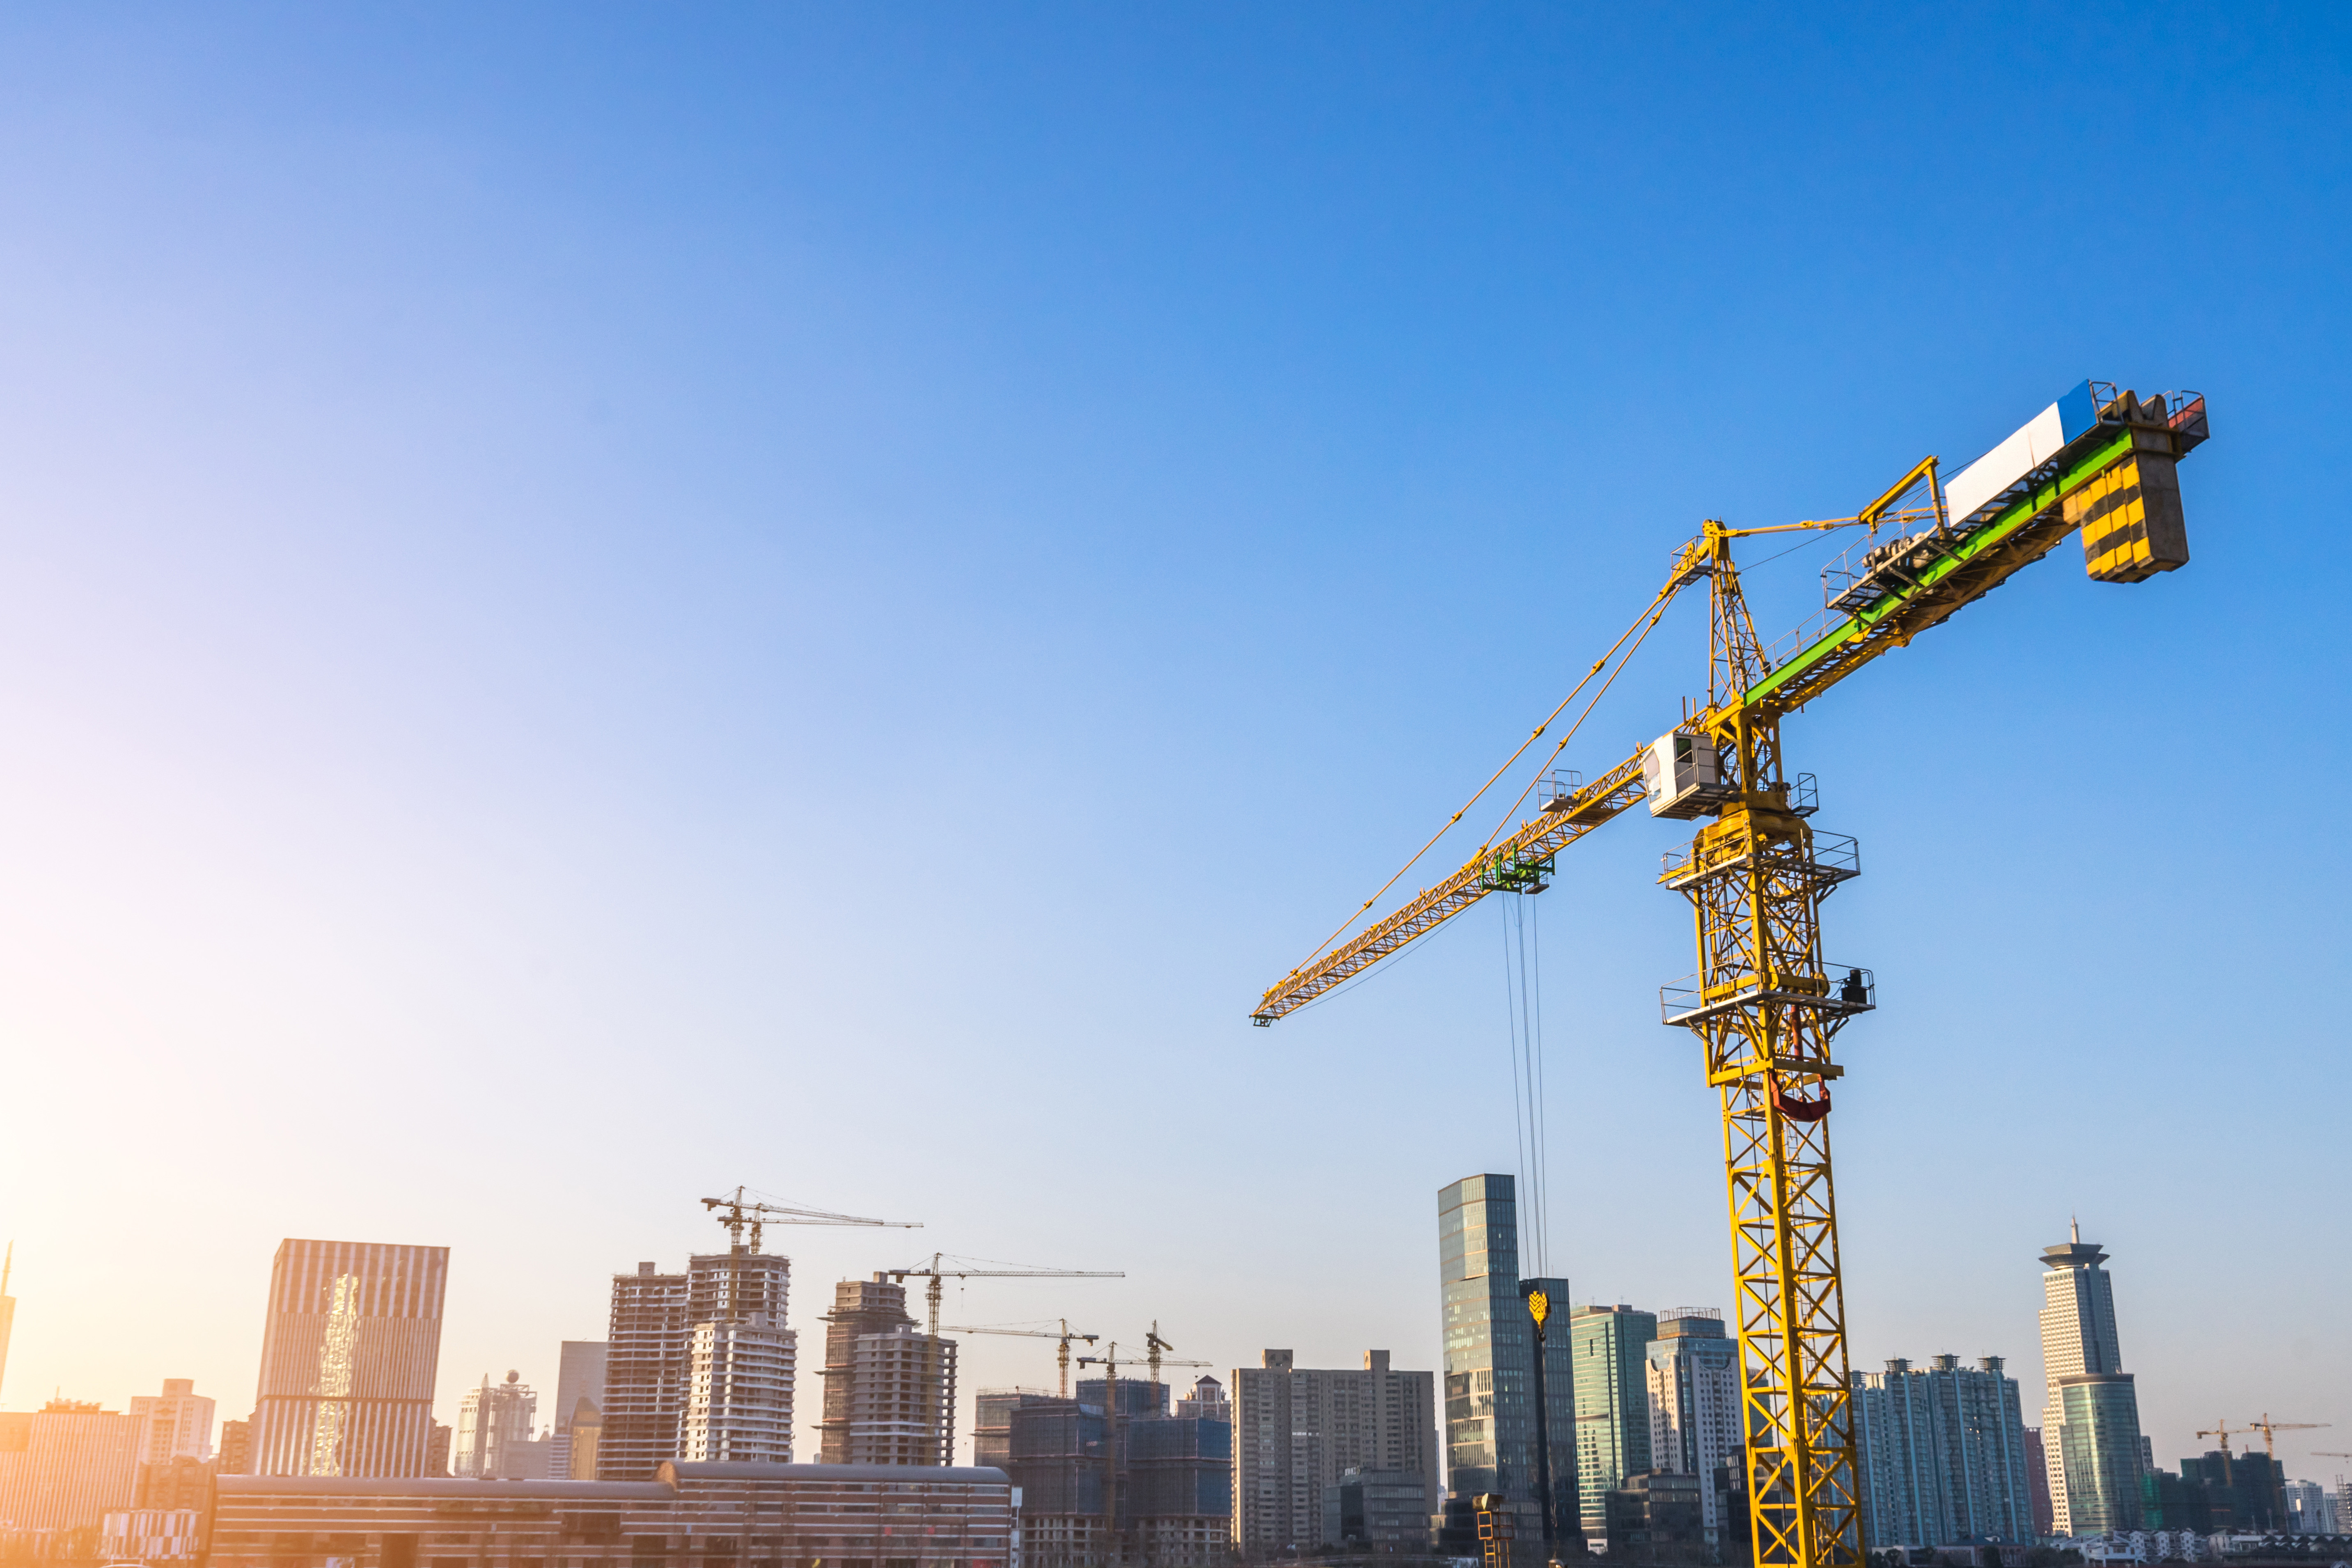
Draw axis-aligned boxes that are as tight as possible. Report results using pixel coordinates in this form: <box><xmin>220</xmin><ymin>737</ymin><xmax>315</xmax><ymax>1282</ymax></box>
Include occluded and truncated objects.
<box><xmin>1659</xmin><ymin>829</ymin><xmax>1859</xmax><ymax>891</ymax></box>
<box><xmin>1660</xmin><ymin>963</ymin><xmax>1875</xmax><ymax>1027</ymax></box>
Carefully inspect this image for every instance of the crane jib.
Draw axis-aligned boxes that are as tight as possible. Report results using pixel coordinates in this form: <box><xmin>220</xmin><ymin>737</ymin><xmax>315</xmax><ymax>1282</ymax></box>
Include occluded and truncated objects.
<box><xmin>1743</xmin><ymin>428</ymin><xmax>2136</xmax><ymax>711</ymax></box>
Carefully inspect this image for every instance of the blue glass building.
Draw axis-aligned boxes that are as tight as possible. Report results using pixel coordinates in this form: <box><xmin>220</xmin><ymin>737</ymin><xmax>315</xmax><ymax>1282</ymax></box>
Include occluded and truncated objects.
<box><xmin>1438</xmin><ymin>1174</ymin><xmax>1574</xmax><ymax>1552</ymax></box>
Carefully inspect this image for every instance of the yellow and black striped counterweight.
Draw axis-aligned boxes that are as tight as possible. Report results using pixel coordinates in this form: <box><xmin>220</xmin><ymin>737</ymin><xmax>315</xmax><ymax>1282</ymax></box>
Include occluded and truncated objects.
<box><xmin>2069</xmin><ymin>415</ymin><xmax>2196</xmax><ymax>584</ymax></box>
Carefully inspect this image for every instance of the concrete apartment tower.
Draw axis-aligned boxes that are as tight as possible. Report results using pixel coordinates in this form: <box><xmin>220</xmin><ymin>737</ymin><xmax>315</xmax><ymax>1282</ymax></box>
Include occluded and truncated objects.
<box><xmin>1435</xmin><ymin>1174</ymin><xmax>1572</xmax><ymax>1558</ymax></box>
<box><xmin>1231</xmin><ymin>1349</ymin><xmax>1440</xmax><ymax>1558</ymax></box>
<box><xmin>251</xmin><ymin>1239</ymin><xmax>449</xmax><ymax>1477</ymax></box>
<box><xmin>600</xmin><ymin>1253</ymin><xmax>796</xmax><ymax>1480</ymax></box>
<box><xmin>1570</xmin><ymin>1304</ymin><xmax>1659</xmax><ymax>1549</ymax></box>
<box><xmin>2037</xmin><ymin>1221</ymin><xmax>2144</xmax><ymax>1534</ymax></box>
<box><xmin>818</xmin><ymin>1277</ymin><xmax>955</xmax><ymax>1465</ymax></box>
<box><xmin>128</xmin><ymin>1379</ymin><xmax>216</xmax><ymax>1465</ymax></box>
<box><xmin>1852</xmin><ymin>1355</ymin><xmax>2031</xmax><ymax>1548</ymax></box>
<box><xmin>1645</xmin><ymin>1311</ymin><xmax>1740</xmax><ymax>1547</ymax></box>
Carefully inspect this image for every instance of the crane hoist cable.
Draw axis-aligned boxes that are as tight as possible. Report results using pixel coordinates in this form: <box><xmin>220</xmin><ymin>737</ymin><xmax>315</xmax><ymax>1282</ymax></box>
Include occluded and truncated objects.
<box><xmin>1288</xmin><ymin>573</ymin><xmax>1687</xmax><ymax>975</ymax></box>
<box><xmin>1501</xmin><ymin>885</ymin><xmax>1554</xmax><ymax>1280</ymax></box>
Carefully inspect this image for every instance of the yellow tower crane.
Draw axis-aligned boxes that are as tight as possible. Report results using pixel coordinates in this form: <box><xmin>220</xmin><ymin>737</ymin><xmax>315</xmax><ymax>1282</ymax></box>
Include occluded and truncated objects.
<box><xmin>941</xmin><ymin>1320</ymin><xmax>1100</xmax><ymax>1398</ymax></box>
<box><xmin>1252</xmin><ymin>381</ymin><xmax>2211</xmax><ymax>1568</ymax></box>
<box><xmin>2245</xmin><ymin>1415</ymin><xmax>2329</xmax><ymax>1459</ymax></box>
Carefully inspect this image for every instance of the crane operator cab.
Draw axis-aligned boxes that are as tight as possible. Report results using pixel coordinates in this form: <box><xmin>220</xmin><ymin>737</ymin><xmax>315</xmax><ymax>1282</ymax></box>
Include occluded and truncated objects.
<box><xmin>1644</xmin><ymin>730</ymin><xmax>1733</xmax><ymax>819</ymax></box>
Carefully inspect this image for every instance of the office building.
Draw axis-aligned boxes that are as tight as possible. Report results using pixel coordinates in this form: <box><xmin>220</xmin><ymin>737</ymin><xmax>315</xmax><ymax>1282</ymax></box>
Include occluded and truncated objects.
<box><xmin>252</xmin><ymin>1239</ymin><xmax>449</xmax><ymax>1478</ymax></box>
<box><xmin>137</xmin><ymin>1454</ymin><xmax>217</xmax><ymax>1513</ymax></box>
<box><xmin>1233</xmin><ymin>1349</ymin><xmax>1440</xmax><ymax>1559</ymax></box>
<box><xmin>426</xmin><ymin>1422</ymin><xmax>451</xmax><ymax>1479</ymax></box>
<box><xmin>130</xmin><ymin>1379</ymin><xmax>216</xmax><ymax>1466</ymax></box>
<box><xmin>2036</xmin><ymin>1224</ymin><xmax>2143</xmax><ymax>1534</ymax></box>
<box><xmin>550</xmin><ymin>1341</ymin><xmax>608</xmax><ymax>1480</ymax></box>
<box><xmin>818</xmin><ymin>1276</ymin><xmax>951</xmax><ymax>1466</ymax></box>
<box><xmin>1852</xmin><ymin>1356</ymin><xmax>2031</xmax><ymax>1548</ymax></box>
<box><xmin>1436</xmin><ymin>1174</ymin><xmax>1572</xmax><ymax>1556</ymax></box>
<box><xmin>0</xmin><ymin>1399</ymin><xmax>141</xmax><ymax>1529</ymax></box>
<box><xmin>454</xmin><ymin>1372</ymin><xmax>540</xmax><ymax>1479</ymax></box>
<box><xmin>1646</xmin><ymin>1310</ymin><xmax>1740</xmax><ymax>1546</ymax></box>
<box><xmin>209</xmin><ymin>1462</ymin><xmax>1016</xmax><ymax>1568</ymax></box>
<box><xmin>566</xmin><ymin>1401</ymin><xmax>604</xmax><ymax>1481</ymax></box>
<box><xmin>601</xmin><ymin>1252</ymin><xmax>797</xmax><ymax>1481</ymax></box>
<box><xmin>1571</xmin><ymin>1304</ymin><xmax>1658</xmax><ymax>1549</ymax></box>
<box><xmin>2283</xmin><ymin>1479</ymin><xmax>2333</xmax><ymax>1533</ymax></box>
<box><xmin>1324</xmin><ymin>1468</ymin><xmax>1432</xmax><ymax>1553</ymax></box>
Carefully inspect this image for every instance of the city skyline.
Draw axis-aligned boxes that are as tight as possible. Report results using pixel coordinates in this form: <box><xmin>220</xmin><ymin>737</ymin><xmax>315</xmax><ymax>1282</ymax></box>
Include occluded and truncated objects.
<box><xmin>0</xmin><ymin>1</ymin><xmax>2342</xmax><ymax>1523</ymax></box>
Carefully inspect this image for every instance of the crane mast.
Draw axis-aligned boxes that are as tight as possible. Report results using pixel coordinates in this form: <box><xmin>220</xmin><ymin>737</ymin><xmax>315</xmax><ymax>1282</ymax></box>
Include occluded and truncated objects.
<box><xmin>1251</xmin><ymin>380</ymin><xmax>2210</xmax><ymax>1568</ymax></box>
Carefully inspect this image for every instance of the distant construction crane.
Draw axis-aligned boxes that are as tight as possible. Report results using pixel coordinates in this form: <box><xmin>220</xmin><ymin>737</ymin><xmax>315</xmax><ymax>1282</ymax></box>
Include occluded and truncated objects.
<box><xmin>2245</xmin><ymin>1414</ymin><xmax>2329</xmax><ymax>1458</ymax></box>
<box><xmin>2196</xmin><ymin>1423</ymin><xmax>2242</xmax><ymax>1486</ymax></box>
<box><xmin>695</xmin><ymin>1187</ymin><xmax>921</xmax><ymax>1328</ymax></box>
<box><xmin>942</xmin><ymin>1320</ymin><xmax>1099</xmax><ymax>1398</ymax></box>
<box><xmin>1249</xmin><ymin>380</ymin><xmax>2210</xmax><ymax>1568</ymax></box>
<box><xmin>1141</xmin><ymin>1323</ymin><xmax>1210</xmax><ymax>1395</ymax></box>
<box><xmin>701</xmin><ymin>1187</ymin><xmax>922</xmax><ymax>1253</ymax></box>
<box><xmin>889</xmin><ymin>1253</ymin><xmax>1122</xmax><ymax>1336</ymax></box>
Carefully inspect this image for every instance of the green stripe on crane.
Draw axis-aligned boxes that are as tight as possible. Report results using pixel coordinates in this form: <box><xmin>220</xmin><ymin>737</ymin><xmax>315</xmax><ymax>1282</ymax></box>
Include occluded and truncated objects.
<box><xmin>1743</xmin><ymin>430</ymin><xmax>2135</xmax><ymax>708</ymax></box>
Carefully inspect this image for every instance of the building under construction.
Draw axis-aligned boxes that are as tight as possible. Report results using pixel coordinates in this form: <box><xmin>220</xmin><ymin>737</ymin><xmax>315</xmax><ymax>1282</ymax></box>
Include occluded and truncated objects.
<box><xmin>817</xmin><ymin>1275</ymin><xmax>958</xmax><ymax>1465</ymax></box>
<box><xmin>977</xmin><ymin>1375</ymin><xmax>1232</xmax><ymax>1568</ymax></box>
<box><xmin>600</xmin><ymin>1253</ymin><xmax>796</xmax><ymax>1480</ymax></box>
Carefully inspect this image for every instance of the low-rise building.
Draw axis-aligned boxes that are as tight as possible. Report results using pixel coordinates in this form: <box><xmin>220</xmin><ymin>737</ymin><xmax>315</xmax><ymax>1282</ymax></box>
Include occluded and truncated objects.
<box><xmin>1322</xmin><ymin>1468</ymin><xmax>1430</xmax><ymax>1552</ymax></box>
<box><xmin>100</xmin><ymin>1506</ymin><xmax>203</xmax><ymax>1562</ymax></box>
<box><xmin>211</xmin><ymin>1462</ymin><xmax>1016</xmax><ymax>1568</ymax></box>
<box><xmin>0</xmin><ymin>1399</ymin><xmax>142</xmax><ymax>1530</ymax></box>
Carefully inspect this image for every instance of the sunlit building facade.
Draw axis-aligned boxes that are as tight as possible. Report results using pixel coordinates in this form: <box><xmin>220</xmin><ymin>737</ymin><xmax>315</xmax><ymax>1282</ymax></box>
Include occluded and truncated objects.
<box><xmin>252</xmin><ymin>1239</ymin><xmax>449</xmax><ymax>1479</ymax></box>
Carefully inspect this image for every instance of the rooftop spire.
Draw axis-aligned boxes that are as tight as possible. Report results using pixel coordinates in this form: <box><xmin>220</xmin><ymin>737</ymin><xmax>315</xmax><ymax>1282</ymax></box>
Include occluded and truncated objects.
<box><xmin>2071</xmin><ymin>1214</ymin><xmax>2081</xmax><ymax>1244</ymax></box>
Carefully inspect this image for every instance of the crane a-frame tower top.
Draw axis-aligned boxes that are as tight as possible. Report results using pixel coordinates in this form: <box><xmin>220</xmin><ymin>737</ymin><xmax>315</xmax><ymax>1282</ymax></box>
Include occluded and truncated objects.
<box><xmin>1253</xmin><ymin>379</ymin><xmax>2210</xmax><ymax>1568</ymax></box>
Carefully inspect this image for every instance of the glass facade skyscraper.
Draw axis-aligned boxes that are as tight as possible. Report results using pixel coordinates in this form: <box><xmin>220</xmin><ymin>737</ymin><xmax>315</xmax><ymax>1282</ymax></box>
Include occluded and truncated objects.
<box><xmin>1570</xmin><ymin>1304</ymin><xmax>1658</xmax><ymax>1546</ymax></box>
<box><xmin>2036</xmin><ymin>1223</ymin><xmax>2143</xmax><ymax>1534</ymax></box>
<box><xmin>1437</xmin><ymin>1175</ymin><xmax>1573</xmax><ymax>1548</ymax></box>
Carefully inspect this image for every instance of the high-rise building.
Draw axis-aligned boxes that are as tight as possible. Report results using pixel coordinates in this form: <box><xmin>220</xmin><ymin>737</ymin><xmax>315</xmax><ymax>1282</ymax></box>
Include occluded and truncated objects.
<box><xmin>0</xmin><ymin>1399</ymin><xmax>141</xmax><ymax>1529</ymax></box>
<box><xmin>1079</xmin><ymin>1375</ymin><xmax>1234</xmax><ymax>1568</ymax></box>
<box><xmin>1570</xmin><ymin>1304</ymin><xmax>1657</xmax><ymax>1549</ymax></box>
<box><xmin>600</xmin><ymin>1252</ymin><xmax>797</xmax><ymax>1479</ymax></box>
<box><xmin>2036</xmin><ymin>1223</ymin><xmax>2143</xmax><ymax>1534</ymax></box>
<box><xmin>1232</xmin><ymin>1349</ymin><xmax>1439</xmax><ymax>1559</ymax></box>
<box><xmin>130</xmin><ymin>1380</ymin><xmax>217</xmax><ymax>1465</ymax></box>
<box><xmin>1645</xmin><ymin>1310</ymin><xmax>1740</xmax><ymax>1546</ymax></box>
<box><xmin>2022</xmin><ymin>1428</ymin><xmax>2052</xmax><ymax>1536</ymax></box>
<box><xmin>2283</xmin><ymin>1479</ymin><xmax>2334</xmax><ymax>1533</ymax></box>
<box><xmin>602</xmin><ymin>1262</ymin><xmax>689</xmax><ymax>1480</ymax></box>
<box><xmin>818</xmin><ymin>1276</ymin><xmax>952</xmax><ymax>1465</ymax></box>
<box><xmin>550</xmin><ymin>1341</ymin><xmax>608</xmax><ymax>1479</ymax></box>
<box><xmin>1436</xmin><ymin>1175</ymin><xmax>1571</xmax><ymax>1554</ymax></box>
<box><xmin>1852</xmin><ymin>1355</ymin><xmax>2031</xmax><ymax>1548</ymax></box>
<box><xmin>453</xmin><ymin>1372</ymin><xmax>539</xmax><ymax>1478</ymax></box>
<box><xmin>252</xmin><ymin>1239</ymin><xmax>449</xmax><ymax>1478</ymax></box>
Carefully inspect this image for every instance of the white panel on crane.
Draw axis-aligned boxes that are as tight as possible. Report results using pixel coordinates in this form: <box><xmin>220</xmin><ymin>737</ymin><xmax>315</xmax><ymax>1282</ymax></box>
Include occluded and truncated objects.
<box><xmin>1941</xmin><ymin>380</ymin><xmax>2098</xmax><ymax>527</ymax></box>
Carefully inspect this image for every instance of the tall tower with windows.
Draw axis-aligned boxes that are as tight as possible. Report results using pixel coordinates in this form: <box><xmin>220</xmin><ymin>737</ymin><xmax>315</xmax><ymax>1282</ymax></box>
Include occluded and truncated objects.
<box><xmin>2036</xmin><ymin>1222</ymin><xmax>2143</xmax><ymax>1534</ymax></box>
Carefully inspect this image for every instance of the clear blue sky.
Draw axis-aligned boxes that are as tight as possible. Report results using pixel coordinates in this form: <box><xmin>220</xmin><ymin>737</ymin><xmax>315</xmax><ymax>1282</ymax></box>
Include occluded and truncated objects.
<box><xmin>0</xmin><ymin>5</ymin><xmax>2343</xmax><ymax>1479</ymax></box>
